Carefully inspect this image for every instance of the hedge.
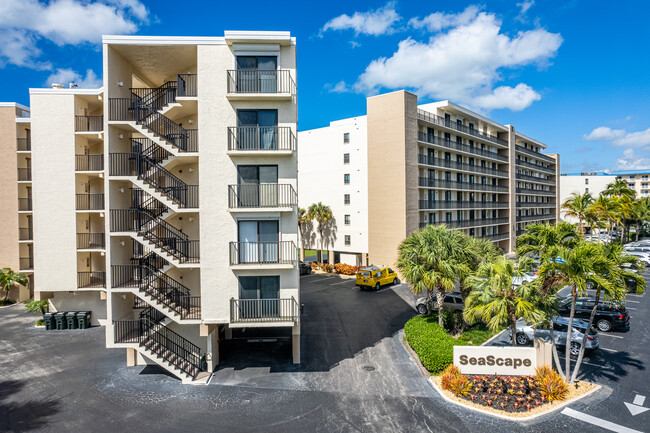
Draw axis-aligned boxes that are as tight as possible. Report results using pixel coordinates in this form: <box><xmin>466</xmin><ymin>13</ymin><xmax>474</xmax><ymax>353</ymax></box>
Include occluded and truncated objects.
<box><xmin>404</xmin><ymin>313</ymin><xmax>496</xmax><ymax>374</ymax></box>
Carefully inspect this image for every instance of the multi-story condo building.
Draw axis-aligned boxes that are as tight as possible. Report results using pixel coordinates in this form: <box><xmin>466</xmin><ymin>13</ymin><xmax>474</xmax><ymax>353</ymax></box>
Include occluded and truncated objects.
<box><xmin>4</xmin><ymin>31</ymin><xmax>299</xmax><ymax>384</ymax></box>
<box><xmin>299</xmin><ymin>91</ymin><xmax>559</xmax><ymax>267</ymax></box>
<box><xmin>0</xmin><ymin>103</ymin><xmax>33</xmax><ymax>302</ymax></box>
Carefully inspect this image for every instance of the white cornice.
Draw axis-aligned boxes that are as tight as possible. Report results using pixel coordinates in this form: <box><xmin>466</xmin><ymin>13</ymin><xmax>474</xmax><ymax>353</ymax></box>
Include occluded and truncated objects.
<box><xmin>0</xmin><ymin>102</ymin><xmax>29</xmax><ymax>111</ymax></box>
<box><xmin>514</xmin><ymin>130</ymin><xmax>547</xmax><ymax>149</ymax></box>
<box><xmin>29</xmin><ymin>87</ymin><xmax>103</xmax><ymax>95</ymax></box>
<box><xmin>103</xmin><ymin>35</ymin><xmax>226</xmax><ymax>45</ymax></box>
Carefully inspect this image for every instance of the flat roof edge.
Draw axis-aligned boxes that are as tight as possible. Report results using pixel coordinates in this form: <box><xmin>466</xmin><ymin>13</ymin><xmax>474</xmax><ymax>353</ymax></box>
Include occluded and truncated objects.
<box><xmin>0</xmin><ymin>102</ymin><xmax>29</xmax><ymax>111</ymax></box>
<box><xmin>29</xmin><ymin>87</ymin><xmax>103</xmax><ymax>95</ymax></box>
<box><xmin>103</xmin><ymin>35</ymin><xmax>226</xmax><ymax>45</ymax></box>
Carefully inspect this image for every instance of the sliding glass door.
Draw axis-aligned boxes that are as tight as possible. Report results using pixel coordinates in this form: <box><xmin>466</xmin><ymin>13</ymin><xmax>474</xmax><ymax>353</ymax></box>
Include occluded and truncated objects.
<box><xmin>238</xmin><ymin>276</ymin><xmax>280</xmax><ymax>319</ymax></box>
<box><xmin>238</xmin><ymin>220</ymin><xmax>279</xmax><ymax>263</ymax></box>
<box><xmin>236</xmin><ymin>56</ymin><xmax>277</xmax><ymax>93</ymax></box>
<box><xmin>237</xmin><ymin>109</ymin><xmax>278</xmax><ymax>150</ymax></box>
<box><xmin>237</xmin><ymin>165</ymin><xmax>278</xmax><ymax>208</ymax></box>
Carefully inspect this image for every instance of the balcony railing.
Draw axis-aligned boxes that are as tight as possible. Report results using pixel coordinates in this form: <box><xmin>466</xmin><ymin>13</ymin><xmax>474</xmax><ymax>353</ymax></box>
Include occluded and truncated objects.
<box><xmin>17</xmin><ymin>138</ymin><xmax>30</xmax><ymax>151</ymax></box>
<box><xmin>76</xmin><ymin>154</ymin><xmax>104</xmax><ymax>171</ymax></box>
<box><xmin>227</xmin><ymin>126</ymin><xmax>295</xmax><ymax>152</ymax></box>
<box><xmin>78</xmin><ymin>271</ymin><xmax>106</xmax><ymax>288</ymax></box>
<box><xmin>516</xmin><ymin>173</ymin><xmax>555</xmax><ymax>185</ymax></box>
<box><xmin>19</xmin><ymin>227</ymin><xmax>32</xmax><ymax>241</ymax></box>
<box><xmin>75</xmin><ymin>115</ymin><xmax>103</xmax><ymax>132</ymax></box>
<box><xmin>20</xmin><ymin>257</ymin><xmax>33</xmax><ymax>270</ymax></box>
<box><xmin>230</xmin><ymin>297</ymin><xmax>299</xmax><ymax>324</ymax></box>
<box><xmin>419</xmin><ymin>200</ymin><xmax>509</xmax><ymax>210</ymax></box>
<box><xmin>417</xmin><ymin>110</ymin><xmax>509</xmax><ymax>146</ymax></box>
<box><xmin>77</xmin><ymin>233</ymin><xmax>105</xmax><ymax>249</ymax></box>
<box><xmin>516</xmin><ymin>187</ymin><xmax>555</xmax><ymax>196</ymax></box>
<box><xmin>418</xmin><ymin>132</ymin><xmax>508</xmax><ymax>162</ymax></box>
<box><xmin>229</xmin><ymin>241</ymin><xmax>297</xmax><ymax>266</ymax></box>
<box><xmin>177</xmin><ymin>73</ymin><xmax>197</xmax><ymax>97</ymax></box>
<box><xmin>418</xmin><ymin>177</ymin><xmax>508</xmax><ymax>193</ymax></box>
<box><xmin>228</xmin><ymin>184</ymin><xmax>297</xmax><ymax>209</ymax></box>
<box><xmin>227</xmin><ymin>69</ymin><xmax>295</xmax><ymax>95</ymax></box>
<box><xmin>477</xmin><ymin>232</ymin><xmax>510</xmax><ymax>241</ymax></box>
<box><xmin>515</xmin><ymin>144</ymin><xmax>555</xmax><ymax>163</ymax></box>
<box><xmin>76</xmin><ymin>193</ymin><xmax>104</xmax><ymax>210</ymax></box>
<box><xmin>516</xmin><ymin>214</ymin><xmax>555</xmax><ymax>223</ymax></box>
<box><xmin>516</xmin><ymin>201</ymin><xmax>556</xmax><ymax>208</ymax></box>
<box><xmin>113</xmin><ymin>320</ymin><xmax>142</xmax><ymax>344</ymax></box>
<box><xmin>17</xmin><ymin>168</ymin><xmax>31</xmax><ymax>181</ymax></box>
<box><xmin>18</xmin><ymin>198</ymin><xmax>32</xmax><ymax>211</ymax></box>
<box><xmin>418</xmin><ymin>155</ymin><xmax>508</xmax><ymax>177</ymax></box>
<box><xmin>419</xmin><ymin>218</ymin><xmax>509</xmax><ymax>230</ymax></box>
<box><xmin>516</xmin><ymin>159</ymin><xmax>555</xmax><ymax>174</ymax></box>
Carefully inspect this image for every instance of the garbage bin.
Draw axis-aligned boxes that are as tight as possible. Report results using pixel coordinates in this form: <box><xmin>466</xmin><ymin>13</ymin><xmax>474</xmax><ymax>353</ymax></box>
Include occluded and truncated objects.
<box><xmin>66</xmin><ymin>312</ymin><xmax>78</xmax><ymax>329</ymax></box>
<box><xmin>43</xmin><ymin>313</ymin><xmax>55</xmax><ymax>330</ymax></box>
<box><xmin>54</xmin><ymin>312</ymin><xmax>67</xmax><ymax>330</ymax></box>
<box><xmin>76</xmin><ymin>311</ymin><xmax>91</xmax><ymax>329</ymax></box>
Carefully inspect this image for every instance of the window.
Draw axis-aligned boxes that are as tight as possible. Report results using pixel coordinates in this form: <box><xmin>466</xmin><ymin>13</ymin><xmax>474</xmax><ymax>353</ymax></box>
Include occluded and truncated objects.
<box><xmin>344</xmin><ymin>174</ymin><xmax>350</xmax><ymax>184</ymax></box>
<box><xmin>585</xmin><ymin>178</ymin><xmax>589</xmax><ymax>185</ymax></box>
<box><xmin>629</xmin><ymin>184</ymin><xmax>635</xmax><ymax>188</ymax></box>
<box><xmin>585</xmin><ymin>188</ymin><xmax>589</xmax><ymax>193</ymax></box>
<box><xmin>344</xmin><ymin>215</ymin><xmax>350</xmax><ymax>225</ymax></box>
<box><xmin>630</xmin><ymin>175</ymin><xmax>636</xmax><ymax>180</ymax></box>
<box><xmin>344</xmin><ymin>194</ymin><xmax>350</xmax><ymax>205</ymax></box>
<box><xmin>235</xmin><ymin>56</ymin><xmax>278</xmax><ymax>93</ymax></box>
<box><xmin>238</xmin><ymin>276</ymin><xmax>280</xmax><ymax>318</ymax></box>
<box><xmin>344</xmin><ymin>235</ymin><xmax>351</xmax><ymax>246</ymax></box>
<box><xmin>343</xmin><ymin>132</ymin><xmax>350</xmax><ymax>143</ymax></box>
<box><xmin>643</xmin><ymin>175</ymin><xmax>648</xmax><ymax>180</ymax></box>
<box><xmin>236</xmin><ymin>109</ymin><xmax>278</xmax><ymax>150</ymax></box>
<box><xmin>343</xmin><ymin>153</ymin><xmax>350</xmax><ymax>164</ymax></box>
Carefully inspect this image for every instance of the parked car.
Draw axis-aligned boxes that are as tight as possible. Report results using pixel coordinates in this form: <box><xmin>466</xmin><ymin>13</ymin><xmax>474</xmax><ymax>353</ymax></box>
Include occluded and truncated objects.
<box><xmin>626</xmin><ymin>251</ymin><xmax>650</xmax><ymax>267</ymax></box>
<box><xmin>299</xmin><ymin>261</ymin><xmax>312</xmax><ymax>275</ymax></box>
<box><xmin>356</xmin><ymin>266</ymin><xmax>399</xmax><ymax>290</ymax></box>
<box><xmin>557</xmin><ymin>296</ymin><xmax>630</xmax><ymax>332</ymax></box>
<box><xmin>415</xmin><ymin>292</ymin><xmax>464</xmax><ymax>315</ymax></box>
<box><xmin>513</xmin><ymin>317</ymin><xmax>599</xmax><ymax>357</ymax></box>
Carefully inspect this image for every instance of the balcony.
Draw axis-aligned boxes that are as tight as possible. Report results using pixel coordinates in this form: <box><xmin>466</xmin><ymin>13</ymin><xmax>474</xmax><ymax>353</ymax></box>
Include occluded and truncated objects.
<box><xmin>176</xmin><ymin>73</ymin><xmax>197</xmax><ymax>97</ymax></box>
<box><xmin>20</xmin><ymin>257</ymin><xmax>33</xmax><ymax>271</ymax></box>
<box><xmin>516</xmin><ymin>201</ymin><xmax>556</xmax><ymax>208</ymax></box>
<box><xmin>77</xmin><ymin>233</ymin><xmax>105</xmax><ymax>249</ymax></box>
<box><xmin>18</xmin><ymin>198</ymin><xmax>32</xmax><ymax>211</ymax></box>
<box><xmin>420</xmin><ymin>218</ymin><xmax>509</xmax><ymax>230</ymax></box>
<box><xmin>228</xmin><ymin>184</ymin><xmax>297</xmax><ymax>211</ymax></box>
<box><xmin>516</xmin><ymin>159</ymin><xmax>555</xmax><ymax>174</ymax></box>
<box><xmin>230</xmin><ymin>297</ymin><xmax>299</xmax><ymax>325</ymax></box>
<box><xmin>516</xmin><ymin>214</ymin><xmax>555</xmax><ymax>223</ymax></box>
<box><xmin>17</xmin><ymin>138</ymin><xmax>30</xmax><ymax>151</ymax></box>
<box><xmin>417</xmin><ymin>109</ymin><xmax>508</xmax><ymax>147</ymax></box>
<box><xmin>516</xmin><ymin>187</ymin><xmax>555</xmax><ymax>196</ymax></box>
<box><xmin>418</xmin><ymin>132</ymin><xmax>508</xmax><ymax>162</ymax></box>
<box><xmin>418</xmin><ymin>155</ymin><xmax>508</xmax><ymax>178</ymax></box>
<box><xmin>418</xmin><ymin>177</ymin><xmax>508</xmax><ymax>193</ymax></box>
<box><xmin>419</xmin><ymin>200</ymin><xmax>509</xmax><ymax>210</ymax></box>
<box><xmin>226</xmin><ymin>69</ymin><xmax>295</xmax><ymax>100</ymax></box>
<box><xmin>227</xmin><ymin>126</ymin><xmax>296</xmax><ymax>154</ymax></box>
<box><xmin>75</xmin><ymin>115</ymin><xmax>103</xmax><ymax>132</ymax></box>
<box><xmin>76</xmin><ymin>193</ymin><xmax>104</xmax><ymax>211</ymax></box>
<box><xmin>19</xmin><ymin>227</ymin><xmax>32</xmax><ymax>241</ymax></box>
<box><xmin>78</xmin><ymin>271</ymin><xmax>106</xmax><ymax>288</ymax></box>
<box><xmin>515</xmin><ymin>145</ymin><xmax>555</xmax><ymax>163</ymax></box>
<box><xmin>229</xmin><ymin>241</ymin><xmax>297</xmax><ymax>267</ymax></box>
<box><xmin>477</xmin><ymin>232</ymin><xmax>510</xmax><ymax>242</ymax></box>
<box><xmin>76</xmin><ymin>154</ymin><xmax>104</xmax><ymax>172</ymax></box>
<box><xmin>516</xmin><ymin>173</ymin><xmax>555</xmax><ymax>185</ymax></box>
<box><xmin>17</xmin><ymin>168</ymin><xmax>31</xmax><ymax>182</ymax></box>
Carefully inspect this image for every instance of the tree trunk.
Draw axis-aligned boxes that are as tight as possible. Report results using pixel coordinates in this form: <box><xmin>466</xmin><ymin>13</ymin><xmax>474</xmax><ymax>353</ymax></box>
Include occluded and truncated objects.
<box><xmin>636</xmin><ymin>223</ymin><xmax>640</xmax><ymax>241</ymax></box>
<box><xmin>578</xmin><ymin>217</ymin><xmax>583</xmax><ymax>237</ymax></box>
<box><xmin>548</xmin><ymin>326</ymin><xmax>565</xmax><ymax>379</ymax></box>
<box><xmin>436</xmin><ymin>288</ymin><xmax>446</xmax><ymax>328</ymax></box>
<box><xmin>565</xmin><ymin>286</ymin><xmax>577</xmax><ymax>382</ymax></box>
<box><xmin>510</xmin><ymin>315</ymin><xmax>518</xmax><ymax>347</ymax></box>
<box><xmin>570</xmin><ymin>288</ymin><xmax>601</xmax><ymax>383</ymax></box>
<box><xmin>319</xmin><ymin>227</ymin><xmax>324</xmax><ymax>264</ymax></box>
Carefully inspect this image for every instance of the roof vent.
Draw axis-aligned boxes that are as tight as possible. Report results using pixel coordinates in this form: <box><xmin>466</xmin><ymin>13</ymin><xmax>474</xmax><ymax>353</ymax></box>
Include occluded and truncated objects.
<box><xmin>69</xmin><ymin>83</ymin><xmax>78</xmax><ymax>88</ymax></box>
<box><xmin>51</xmin><ymin>83</ymin><xmax>65</xmax><ymax>89</ymax></box>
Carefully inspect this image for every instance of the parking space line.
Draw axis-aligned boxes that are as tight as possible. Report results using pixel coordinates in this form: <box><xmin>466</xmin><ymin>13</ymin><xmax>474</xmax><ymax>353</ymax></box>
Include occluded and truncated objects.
<box><xmin>557</xmin><ymin>357</ymin><xmax>602</xmax><ymax>368</ymax></box>
<box><xmin>598</xmin><ymin>333</ymin><xmax>624</xmax><ymax>339</ymax></box>
<box><xmin>561</xmin><ymin>407</ymin><xmax>642</xmax><ymax>433</ymax></box>
<box><xmin>625</xmin><ymin>300</ymin><xmax>640</xmax><ymax>303</ymax></box>
<box><xmin>627</xmin><ymin>307</ymin><xmax>637</xmax><ymax>310</ymax></box>
<box><xmin>330</xmin><ymin>280</ymin><xmax>355</xmax><ymax>285</ymax></box>
<box><xmin>601</xmin><ymin>348</ymin><xmax>617</xmax><ymax>353</ymax></box>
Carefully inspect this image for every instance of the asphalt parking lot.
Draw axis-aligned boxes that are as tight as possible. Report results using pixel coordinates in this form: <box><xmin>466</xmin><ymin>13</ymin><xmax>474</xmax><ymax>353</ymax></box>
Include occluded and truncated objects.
<box><xmin>0</xmin><ymin>273</ymin><xmax>647</xmax><ymax>432</ymax></box>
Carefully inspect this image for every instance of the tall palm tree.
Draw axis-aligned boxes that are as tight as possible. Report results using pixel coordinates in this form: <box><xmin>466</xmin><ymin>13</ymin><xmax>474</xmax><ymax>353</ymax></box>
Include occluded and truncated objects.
<box><xmin>516</xmin><ymin>222</ymin><xmax>580</xmax><ymax>261</ymax></box>
<box><xmin>396</xmin><ymin>225</ymin><xmax>471</xmax><ymax>327</ymax></box>
<box><xmin>0</xmin><ymin>268</ymin><xmax>28</xmax><ymax>302</ymax></box>
<box><xmin>459</xmin><ymin>236</ymin><xmax>501</xmax><ymax>301</ymax></box>
<box><xmin>591</xmin><ymin>194</ymin><xmax>616</xmax><ymax>239</ymax></box>
<box><xmin>603</xmin><ymin>179</ymin><xmax>636</xmax><ymax>199</ymax></box>
<box><xmin>561</xmin><ymin>192</ymin><xmax>594</xmax><ymax>235</ymax></box>
<box><xmin>464</xmin><ymin>256</ymin><xmax>543</xmax><ymax>346</ymax></box>
<box><xmin>307</xmin><ymin>202</ymin><xmax>333</xmax><ymax>263</ymax></box>
<box><xmin>632</xmin><ymin>197</ymin><xmax>650</xmax><ymax>241</ymax></box>
<box><xmin>297</xmin><ymin>207</ymin><xmax>308</xmax><ymax>261</ymax></box>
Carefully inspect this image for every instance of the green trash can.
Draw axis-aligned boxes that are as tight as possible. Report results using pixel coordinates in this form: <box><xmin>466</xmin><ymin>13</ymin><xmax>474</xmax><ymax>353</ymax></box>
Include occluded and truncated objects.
<box><xmin>76</xmin><ymin>311</ymin><xmax>91</xmax><ymax>329</ymax></box>
<box><xmin>43</xmin><ymin>313</ymin><xmax>55</xmax><ymax>330</ymax></box>
<box><xmin>66</xmin><ymin>312</ymin><xmax>78</xmax><ymax>329</ymax></box>
<box><xmin>54</xmin><ymin>312</ymin><xmax>67</xmax><ymax>330</ymax></box>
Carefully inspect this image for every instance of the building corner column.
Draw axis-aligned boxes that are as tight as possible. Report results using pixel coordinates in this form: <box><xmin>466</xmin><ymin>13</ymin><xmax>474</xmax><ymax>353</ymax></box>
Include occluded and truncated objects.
<box><xmin>507</xmin><ymin>125</ymin><xmax>517</xmax><ymax>253</ymax></box>
<box><xmin>292</xmin><ymin>322</ymin><xmax>300</xmax><ymax>364</ymax></box>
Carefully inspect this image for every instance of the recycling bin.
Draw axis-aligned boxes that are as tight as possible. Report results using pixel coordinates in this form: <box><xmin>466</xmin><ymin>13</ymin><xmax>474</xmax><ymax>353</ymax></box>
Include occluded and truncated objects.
<box><xmin>66</xmin><ymin>312</ymin><xmax>78</xmax><ymax>329</ymax></box>
<box><xmin>54</xmin><ymin>312</ymin><xmax>67</xmax><ymax>330</ymax></box>
<box><xmin>43</xmin><ymin>313</ymin><xmax>55</xmax><ymax>330</ymax></box>
<box><xmin>76</xmin><ymin>311</ymin><xmax>91</xmax><ymax>329</ymax></box>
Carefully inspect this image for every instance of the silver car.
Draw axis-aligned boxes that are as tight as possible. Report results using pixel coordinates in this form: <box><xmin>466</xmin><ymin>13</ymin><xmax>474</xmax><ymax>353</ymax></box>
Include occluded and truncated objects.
<box><xmin>416</xmin><ymin>292</ymin><xmax>464</xmax><ymax>315</ymax></box>
<box><xmin>512</xmin><ymin>317</ymin><xmax>599</xmax><ymax>356</ymax></box>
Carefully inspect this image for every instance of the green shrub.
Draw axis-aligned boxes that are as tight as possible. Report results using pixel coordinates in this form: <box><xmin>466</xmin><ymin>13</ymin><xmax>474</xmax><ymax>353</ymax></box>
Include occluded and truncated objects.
<box><xmin>0</xmin><ymin>299</ymin><xmax>16</xmax><ymax>306</ymax></box>
<box><xmin>35</xmin><ymin>318</ymin><xmax>45</xmax><ymax>326</ymax></box>
<box><xmin>25</xmin><ymin>299</ymin><xmax>49</xmax><ymax>315</ymax></box>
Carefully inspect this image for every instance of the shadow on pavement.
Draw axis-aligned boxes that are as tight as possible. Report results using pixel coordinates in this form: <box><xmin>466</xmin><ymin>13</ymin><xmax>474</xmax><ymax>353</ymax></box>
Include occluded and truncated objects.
<box><xmin>0</xmin><ymin>380</ymin><xmax>61</xmax><ymax>432</ymax></box>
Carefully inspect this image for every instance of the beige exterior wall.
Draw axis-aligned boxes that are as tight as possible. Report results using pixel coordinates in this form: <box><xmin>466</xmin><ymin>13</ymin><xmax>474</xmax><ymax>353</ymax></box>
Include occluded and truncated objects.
<box><xmin>507</xmin><ymin>126</ymin><xmax>517</xmax><ymax>252</ymax></box>
<box><xmin>0</xmin><ymin>106</ymin><xmax>20</xmax><ymax>272</ymax></box>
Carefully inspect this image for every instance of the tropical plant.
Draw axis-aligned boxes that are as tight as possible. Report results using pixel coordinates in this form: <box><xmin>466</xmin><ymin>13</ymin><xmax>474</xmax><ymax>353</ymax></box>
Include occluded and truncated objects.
<box><xmin>631</xmin><ymin>197</ymin><xmax>650</xmax><ymax>241</ymax></box>
<box><xmin>0</xmin><ymin>268</ymin><xmax>28</xmax><ymax>302</ymax></box>
<box><xmin>25</xmin><ymin>299</ymin><xmax>49</xmax><ymax>315</ymax></box>
<box><xmin>464</xmin><ymin>256</ymin><xmax>544</xmax><ymax>346</ymax></box>
<box><xmin>396</xmin><ymin>225</ymin><xmax>471</xmax><ymax>327</ymax></box>
<box><xmin>516</xmin><ymin>222</ymin><xmax>580</xmax><ymax>261</ymax></box>
<box><xmin>307</xmin><ymin>202</ymin><xmax>333</xmax><ymax>264</ymax></box>
<box><xmin>603</xmin><ymin>179</ymin><xmax>635</xmax><ymax>199</ymax></box>
<box><xmin>459</xmin><ymin>236</ymin><xmax>501</xmax><ymax>300</ymax></box>
<box><xmin>297</xmin><ymin>207</ymin><xmax>309</xmax><ymax>261</ymax></box>
<box><xmin>561</xmin><ymin>192</ymin><xmax>594</xmax><ymax>235</ymax></box>
<box><xmin>535</xmin><ymin>365</ymin><xmax>568</xmax><ymax>401</ymax></box>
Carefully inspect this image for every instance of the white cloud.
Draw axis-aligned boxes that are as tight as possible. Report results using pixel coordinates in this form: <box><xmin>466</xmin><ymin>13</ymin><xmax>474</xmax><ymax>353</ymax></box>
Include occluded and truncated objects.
<box><xmin>408</xmin><ymin>5</ymin><xmax>481</xmax><ymax>32</ymax></box>
<box><xmin>517</xmin><ymin>1</ymin><xmax>535</xmax><ymax>16</ymax></box>
<box><xmin>353</xmin><ymin>11</ymin><xmax>562</xmax><ymax>111</ymax></box>
<box><xmin>46</xmin><ymin>68</ymin><xmax>102</xmax><ymax>88</ymax></box>
<box><xmin>615</xmin><ymin>149</ymin><xmax>650</xmax><ymax>170</ymax></box>
<box><xmin>321</xmin><ymin>2</ymin><xmax>400</xmax><ymax>36</ymax></box>
<box><xmin>0</xmin><ymin>0</ymin><xmax>148</xmax><ymax>68</ymax></box>
<box><xmin>583</xmin><ymin>126</ymin><xmax>650</xmax><ymax>147</ymax></box>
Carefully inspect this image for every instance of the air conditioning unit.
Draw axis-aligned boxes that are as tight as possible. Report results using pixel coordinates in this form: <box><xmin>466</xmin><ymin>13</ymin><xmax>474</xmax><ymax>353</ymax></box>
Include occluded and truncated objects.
<box><xmin>51</xmin><ymin>83</ymin><xmax>65</xmax><ymax>89</ymax></box>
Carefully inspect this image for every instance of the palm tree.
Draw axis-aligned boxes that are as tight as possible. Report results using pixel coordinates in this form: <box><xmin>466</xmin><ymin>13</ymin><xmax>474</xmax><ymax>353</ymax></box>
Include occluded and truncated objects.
<box><xmin>396</xmin><ymin>225</ymin><xmax>471</xmax><ymax>327</ymax></box>
<box><xmin>307</xmin><ymin>202</ymin><xmax>333</xmax><ymax>263</ymax></box>
<box><xmin>0</xmin><ymin>268</ymin><xmax>28</xmax><ymax>302</ymax></box>
<box><xmin>464</xmin><ymin>256</ymin><xmax>543</xmax><ymax>346</ymax></box>
<box><xmin>298</xmin><ymin>207</ymin><xmax>308</xmax><ymax>261</ymax></box>
<box><xmin>590</xmin><ymin>194</ymin><xmax>616</xmax><ymax>240</ymax></box>
<box><xmin>561</xmin><ymin>192</ymin><xmax>594</xmax><ymax>235</ymax></box>
<box><xmin>459</xmin><ymin>236</ymin><xmax>501</xmax><ymax>301</ymax></box>
<box><xmin>538</xmin><ymin>242</ymin><xmax>612</xmax><ymax>383</ymax></box>
<box><xmin>516</xmin><ymin>222</ymin><xmax>580</xmax><ymax>261</ymax></box>
<box><xmin>632</xmin><ymin>197</ymin><xmax>650</xmax><ymax>241</ymax></box>
<box><xmin>603</xmin><ymin>179</ymin><xmax>636</xmax><ymax>199</ymax></box>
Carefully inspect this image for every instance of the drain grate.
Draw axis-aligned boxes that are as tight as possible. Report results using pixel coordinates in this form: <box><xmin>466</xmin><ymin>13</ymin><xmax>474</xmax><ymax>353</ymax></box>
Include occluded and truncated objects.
<box><xmin>363</xmin><ymin>365</ymin><xmax>376</xmax><ymax>371</ymax></box>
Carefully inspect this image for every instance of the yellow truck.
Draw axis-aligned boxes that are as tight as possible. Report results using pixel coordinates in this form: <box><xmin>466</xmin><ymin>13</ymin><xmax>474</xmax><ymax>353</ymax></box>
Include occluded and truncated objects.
<box><xmin>356</xmin><ymin>266</ymin><xmax>400</xmax><ymax>291</ymax></box>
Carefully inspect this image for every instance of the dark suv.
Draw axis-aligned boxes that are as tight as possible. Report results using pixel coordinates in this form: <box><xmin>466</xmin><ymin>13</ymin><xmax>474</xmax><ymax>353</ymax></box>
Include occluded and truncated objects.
<box><xmin>558</xmin><ymin>297</ymin><xmax>629</xmax><ymax>332</ymax></box>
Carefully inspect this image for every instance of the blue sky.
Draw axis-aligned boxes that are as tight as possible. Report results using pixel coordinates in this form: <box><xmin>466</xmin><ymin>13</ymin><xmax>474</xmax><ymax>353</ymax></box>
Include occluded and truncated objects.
<box><xmin>1</xmin><ymin>0</ymin><xmax>649</xmax><ymax>174</ymax></box>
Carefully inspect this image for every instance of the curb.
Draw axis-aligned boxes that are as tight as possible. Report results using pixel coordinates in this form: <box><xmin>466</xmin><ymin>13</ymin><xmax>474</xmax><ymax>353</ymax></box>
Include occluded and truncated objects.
<box><xmin>481</xmin><ymin>328</ymin><xmax>509</xmax><ymax>346</ymax></box>
<box><xmin>428</xmin><ymin>377</ymin><xmax>602</xmax><ymax>422</ymax></box>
